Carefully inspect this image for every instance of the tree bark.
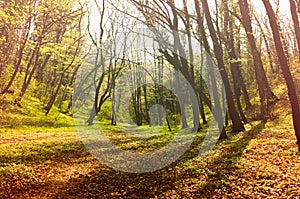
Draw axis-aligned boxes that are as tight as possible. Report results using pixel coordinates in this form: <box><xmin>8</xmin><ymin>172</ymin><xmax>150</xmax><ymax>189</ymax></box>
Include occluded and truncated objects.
<box><xmin>223</xmin><ymin>0</ymin><xmax>248</xmax><ymax>123</ymax></box>
<box><xmin>1</xmin><ymin>20</ymin><xmax>31</xmax><ymax>94</ymax></box>
<box><xmin>290</xmin><ymin>0</ymin><xmax>300</xmax><ymax>61</ymax></box>
<box><xmin>194</xmin><ymin>0</ymin><xmax>228</xmax><ymax>139</ymax></box>
<box><xmin>238</xmin><ymin>0</ymin><xmax>276</xmax><ymax>120</ymax></box>
<box><xmin>262</xmin><ymin>0</ymin><xmax>300</xmax><ymax>151</ymax></box>
<box><xmin>202</xmin><ymin>0</ymin><xmax>245</xmax><ymax>133</ymax></box>
<box><xmin>45</xmin><ymin>75</ymin><xmax>63</xmax><ymax>115</ymax></box>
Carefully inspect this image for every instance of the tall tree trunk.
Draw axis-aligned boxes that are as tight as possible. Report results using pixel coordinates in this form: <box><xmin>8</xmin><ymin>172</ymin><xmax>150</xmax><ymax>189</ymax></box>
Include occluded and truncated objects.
<box><xmin>194</xmin><ymin>0</ymin><xmax>228</xmax><ymax>139</ymax></box>
<box><xmin>236</xmin><ymin>30</ymin><xmax>252</xmax><ymax>109</ymax></box>
<box><xmin>143</xmin><ymin>83</ymin><xmax>150</xmax><ymax>124</ymax></box>
<box><xmin>36</xmin><ymin>54</ymin><xmax>51</xmax><ymax>83</ymax></box>
<box><xmin>183</xmin><ymin>0</ymin><xmax>200</xmax><ymax>131</ymax></box>
<box><xmin>45</xmin><ymin>75</ymin><xmax>63</xmax><ymax>115</ymax></box>
<box><xmin>88</xmin><ymin>70</ymin><xmax>104</xmax><ymax>126</ymax></box>
<box><xmin>238</xmin><ymin>0</ymin><xmax>276</xmax><ymax>120</ymax></box>
<box><xmin>254</xmin><ymin>14</ymin><xmax>276</xmax><ymax>74</ymax></box>
<box><xmin>199</xmin><ymin>46</ymin><xmax>207</xmax><ymax>124</ymax></box>
<box><xmin>169</xmin><ymin>0</ymin><xmax>193</xmax><ymax>129</ymax></box>
<box><xmin>290</xmin><ymin>0</ymin><xmax>300</xmax><ymax>61</ymax></box>
<box><xmin>1</xmin><ymin>20</ymin><xmax>31</xmax><ymax>94</ymax></box>
<box><xmin>262</xmin><ymin>0</ymin><xmax>300</xmax><ymax>151</ymax></box>
<box><xmin>202</xmin><ymin>0</ymin><xmax>245</xmax><ymax>133</ymax></box>
<box><xmin>223</xmin><ymin>0</ymin><xmax>248</xmax><ymax>123</ymax></box>
<box><xmin>19</xmin><ymin>45</ymin><xmax>41</xmax><ymax>99</ymax></box>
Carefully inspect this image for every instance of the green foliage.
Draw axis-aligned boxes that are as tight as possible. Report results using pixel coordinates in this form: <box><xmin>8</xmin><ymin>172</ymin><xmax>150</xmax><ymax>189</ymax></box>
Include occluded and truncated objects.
<box><xmin>0</xmin><ymin>96</ymin><xmax>75</xmax><ymax>130</ymax></box>
<box><xmin>0</xmin><ymin>0</ymin><xmax>300</xmax><ymax>197</ymax></box>
<box><xmin>96</xmin><ymin>101</ymin><xmax>112</xmax><ymax>122</ymax></box>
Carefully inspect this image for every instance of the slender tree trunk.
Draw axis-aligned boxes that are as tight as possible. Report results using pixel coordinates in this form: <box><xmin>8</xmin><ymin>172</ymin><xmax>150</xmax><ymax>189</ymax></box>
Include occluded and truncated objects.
<box><xmin>37</xmin><ymin>55</ymin><xmax>51</xmax><ymax>83</ymax></box>
<box><xmin>223</xmin><ymin>0</ymin><xmax>248</xmax><ymax>123</ymax></box>
<box><xmin>202</xmin><ymin>0</ymin><xmax>245</xmax><ymax>133</ymax></box>
<box><xmin>111</xmin><ymin>74</ymin><xmax>117</xmax><ymax>126</ymax></box>
<box><xmin>19</xmin><ymin>46</ymin><xmax>41</xmax><ymax>98</ymax></box>
<box><xmin>183</xmin><ymin>0</ymin><xmax>200</xmax><ymax>131</ymax></box>
<box><xmin>88</xmin><ymin>71</ymin><xmax>104</xmax><ymax>126</ymax></box>
<box><xmin>1</xmin><ymin>20</ymin><xmax>31</xmax><ymax>94</ymax></box>
<box><xmin>111</xmin><ymin>101</ymin><xmax>116</xmax><ymax>126</ymax></box>
<box><xmin>254</xmin><ymin>14</ymin><xmax>275</xmax><ymax>73</ymax></box>
<box><xmin>143</xmin><ymin>83</ymin><xmax>150</xmax><ymax>124</ymax></box>
<box><xmin>199</xmin><ymin>46</ymin><xmax>207</xmax><ymax>124</ymax></box>
<box><xmin>237</xmin><ymin>39</ymin><xmax>252</xmax><ymax>109</ymax></box>
<box><xmin>194</xmin><ymin>0</ymin><xmax>228</xmax><ymax>139</ymax></box>
<box><xmin>88</xmin><ymin>104</ymin><xmax>98</xmax><ymax>126</ymax></box>
<box><xmin>290</xmin><ymin>0</ymin><xmax>300</xmax><ymax>61</ymax></box>
<box><xmin>169</xmin><ymin>0</ymin><xmax>191</xmax><ymax>129</ymax></box>
<box><xmin>262</xmin><ymin>0</ymin><xmax>300</xmax><ymax>151</ymax></box>
<box><xmin>45</xmin><ymin>75</ymin><xmax>63</xmax><ymax>115</ymax></box>
<box><xmin>238</xmin><ymin>0</ymin><xmax>276</xmax><ymax>120</ymax></box>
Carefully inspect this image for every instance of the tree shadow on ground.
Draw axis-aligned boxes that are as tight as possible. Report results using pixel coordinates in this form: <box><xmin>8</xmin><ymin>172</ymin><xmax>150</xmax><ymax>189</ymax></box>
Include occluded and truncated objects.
<box><xmin>190</xmin><ymin>121</ymin><xmax>267</xmax><ymax>197</ymax></box>
<box><xmin>0</xmin><ymin>140</ymin><xmax>86</xmax><ymax>166</ymax></box>
<box><xmin>54</xmin><ymin>121</ymin><xmax>267</xmax><ymax>198</ymax></box>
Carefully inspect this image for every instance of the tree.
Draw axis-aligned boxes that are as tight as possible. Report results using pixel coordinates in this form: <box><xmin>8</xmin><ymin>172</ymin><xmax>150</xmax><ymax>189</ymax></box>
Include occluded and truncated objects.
<box><xmin>194</xmin><ymin>0</ymin><xmax>227</xmax><ymax>139</ymax></box>
<box><xmin>238</xmin><ymin>0</ymin><xmax>276</xmax><ymax>120</ymax></box>
<box><xmin>127</xmin><ymin>0</ymin><xmax>230</xmax><ymax>138</ymax></box>
<box><xmin>262</xmin><ymin>0</ymin><xmax>300</xmax><ymax>151</ymax></box>
<box><xmin>86</xmin><ymin>0</ymin><xmax>123</xmax><ymax>125</ymax></box>
<box><xmin>0</xmin><ymin>0</ymin><xmax>36</xmax><ymax>94</ymax></box>
<box><xmin>18</xmin><ymin>0</ymin><xmax>82</xmax><ymax>99</ymax></box>
<box><xmin>44</xmin><ymin>9</ymin><xmax>86</xmax><ymax>115</ymax></box>
<box><xmin>201</xmin><ymin>0</ymin><xmax>245</xmax><ymax>133</ymax></box>
<box><xmin>290</xmin><ymin>0</ymin><xmax>300</xmax><ymax>61</ymax></box>
<box><xmin>223</xmin><ymin>0</ymin><xmax>248</xmax><ymax>123</ymax></box>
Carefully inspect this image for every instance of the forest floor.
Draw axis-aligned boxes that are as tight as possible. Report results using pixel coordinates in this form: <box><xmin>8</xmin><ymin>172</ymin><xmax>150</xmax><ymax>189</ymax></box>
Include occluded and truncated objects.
<box><xmin>1</xmin><ymin>75</ymin><xmax>300</xmax><ymax>198</ymax></box>
<box><xmin>0</xmin><ymin>115</ymin><xmax>299</xmax><ymax>198</ymax></box>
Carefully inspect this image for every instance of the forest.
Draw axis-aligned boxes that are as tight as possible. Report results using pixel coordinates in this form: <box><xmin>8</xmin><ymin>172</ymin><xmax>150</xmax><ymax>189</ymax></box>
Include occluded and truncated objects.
<box><xmin>0</xmin><ymin>0</ymin><xmax>300</xmax><ymax>198</ymax></box>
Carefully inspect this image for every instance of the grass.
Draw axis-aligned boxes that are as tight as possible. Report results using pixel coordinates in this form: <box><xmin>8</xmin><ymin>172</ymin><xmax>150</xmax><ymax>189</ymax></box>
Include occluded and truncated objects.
<box><xmin>68</xmin><ymin>115</ymin><xmax>299</xmax><ymax>198</ymax></box>
<box><xmin>0</xmin><ymin>95</ymin><xmax>75</xmax><ymax>130</ymax></box>
<box><xmin>1</xmin><ymin>112</ymin><xmax>299</xmax><ymax>198</ymax></box>
<box><xmin>0</xmin><ymin>93</ymin><xmax>300</xmax><ymax>198</ymax></box>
